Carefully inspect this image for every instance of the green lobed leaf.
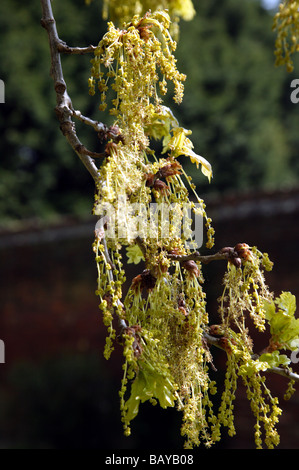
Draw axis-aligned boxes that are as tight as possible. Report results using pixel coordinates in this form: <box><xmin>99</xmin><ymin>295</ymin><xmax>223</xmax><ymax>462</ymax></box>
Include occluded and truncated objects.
<box><xmin>275</xmin><ymin>292</ymin><xmax>297</xmax><ymax>317</ymax></box>
<box><xmin>239</xmin><ymin>359</ymin><xmax>269</xmax><ymax>378</ymax></box>
<box><xmin>124</xmin><ymin>364</ymin><xmax>175</xmax><ymax>423</ymax></box>
<box><xmin>259</xmin><ymin>351</ymin><xmax>290</xmax><ymax>368</ymax></box>
<box><xmin>263</xmin><ymin>292</ymin><xmax>299</xmax><ymax>349</ymax></box>
<box><xmin>126</xmin><ymin>244</ymin><xmax>145</xmax><ymax>264</ymax></box>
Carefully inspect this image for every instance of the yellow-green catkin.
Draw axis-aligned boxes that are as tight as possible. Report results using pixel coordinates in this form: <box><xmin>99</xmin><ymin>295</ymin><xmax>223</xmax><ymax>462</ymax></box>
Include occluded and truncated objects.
<box><xmin>273</xmin><ymin>0</ymin><xmax>299</xmax><ymax>72</ymax></box>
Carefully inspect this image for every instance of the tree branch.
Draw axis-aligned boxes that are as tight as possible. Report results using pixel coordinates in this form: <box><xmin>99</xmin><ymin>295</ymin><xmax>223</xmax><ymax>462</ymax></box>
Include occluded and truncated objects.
<box><xmin>168</xmin><ymin>250</ymin><xmax>229</xmax><ymax>264</ymax></box>
<box><xmin>40</xmin><ymin>0</ymin><xmax>101</xmax><ymax>182</ymax></box>
<box><xmin>56</xmin><ymin>40</ymin><xmax>97</xmax><ymax>55</ymax></box>
<box><xmin>168</xmin><ymin>244</ymin><xmax>250</xmax><ymax>269</ymax></box>
<box><xmin>135</xmin><ymin>236</ymin><xmax>232</xmax><ymax>265</ymax></box>
<box><xmin>72</xmin><ymin>110</ymin><xmax>108</xmax><ymax>133</ymax></box>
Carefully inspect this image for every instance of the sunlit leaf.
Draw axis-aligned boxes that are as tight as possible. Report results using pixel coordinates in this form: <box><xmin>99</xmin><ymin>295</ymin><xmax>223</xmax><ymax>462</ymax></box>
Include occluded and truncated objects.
<box><xmin>126</xmin><ymin>244</ymin><xmax>145</xmax><ymax>264</ymax></box>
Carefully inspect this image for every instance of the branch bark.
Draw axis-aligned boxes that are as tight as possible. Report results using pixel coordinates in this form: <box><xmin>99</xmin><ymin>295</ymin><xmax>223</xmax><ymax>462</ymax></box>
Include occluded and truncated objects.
<box><xmin>40</xmin><ymin>0</ymin><xmax>100</xmax><ymax>182</ymax></box>
<box><xmin>168</xmin><ymin>250</ymin><xmax>229</xmax><ymax>264</ymax></box>
<box><xmin>56</xmin><ymin>40</ymin><xmax>97</xmax><ymax>55</ymax></box>
<box><xmin>72</xmin><ymin>110</ymin><xmax>108</xmax><ymax>133</ymax></box>
<box><xmin>136</xmin><ymin>236</ymin><xmax>232</xmax><ymax>265</ymax></box>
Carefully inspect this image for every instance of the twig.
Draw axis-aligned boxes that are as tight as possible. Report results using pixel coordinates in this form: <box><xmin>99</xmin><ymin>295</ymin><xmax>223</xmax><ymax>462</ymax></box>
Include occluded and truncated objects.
<box><xmin>135</xmin><ymin>236</ymin><xmax>231</xmax><ymax>265</ymax></box>
<box><xmin>56</xmin><ymin>40</ymin><xmax>97</xmax><ymax>55</ymax></box>
<box><xmin>72</xmin><ymin>110</ymin><xmax>108</xmax><ymax>133</ymax></box>
<box><xmin>168</xmin><ymin>250</ymin><xmax>229</xmax><ymax>264</ymax></box>
<box><xmin>40</xmin><ymin>0</ymin><xmax>101</xmax><ymax>182</ymax></box>
<box><xmin>264</xmin><ymin>365</ymin><xmax>299</xmax><ymax>382</ymax></box>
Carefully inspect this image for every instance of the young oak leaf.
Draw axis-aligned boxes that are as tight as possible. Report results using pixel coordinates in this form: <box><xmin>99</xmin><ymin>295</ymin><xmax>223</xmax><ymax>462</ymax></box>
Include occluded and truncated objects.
<box><xmin>126</xmin><ymin>244</ymin><xmax>145</xmax><ymax>264</ymax></box>
<box><xmin>124</xmin><ymin>365</ymin><xmax>175</xmax><ymax>423</ymax></box>
<box><xmin>184</xmin><ymin>147</ymin><xmax>213</xmax><ymax>182</ymax></box>
<box><xmin>145</xmin><ymin>106</ymin><xmax>179</xmax><ymax>141</ymax></box>
<box><xmin>263</xmin><ymin>291</ymin><xmax>299</xmax><ymax>350</ymax></box>
<box><xmin>238</xmin><ymin>358</ymin><xmax>269</xmax><ymax>378</ymax></box>
<box><xmin>162</xmin><ymin>127</ymin><xmax>213</xmax><ymax>182</ymax></box>
<box><xmin>259</xmin><ymin>351</ymin><xmax>291</xmax><ymax>368</ymax></box>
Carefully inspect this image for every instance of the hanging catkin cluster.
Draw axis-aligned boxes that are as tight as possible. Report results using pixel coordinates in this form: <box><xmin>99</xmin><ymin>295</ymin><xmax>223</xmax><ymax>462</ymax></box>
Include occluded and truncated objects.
<box><xmin>273</xmin><ymin>0</ymin><xmax>299</xmax><ymax>72</ymax></box>
<box><xmin>86</xmin><ymin>0</ymin><xmax>195</xmax><ymax>37</ymax></box>
<box><xmin>88</xmin><ymin>1</ymin><xmax>299</xmax><ymax>449</ymax></box>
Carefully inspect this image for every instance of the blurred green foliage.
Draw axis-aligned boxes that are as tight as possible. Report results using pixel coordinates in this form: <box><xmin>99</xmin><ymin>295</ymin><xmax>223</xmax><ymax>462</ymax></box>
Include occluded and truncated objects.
<box><xmin>0</xmin><ymin>0</ymin><xmax>106</xmax><ymax>224</ymax></box>
<box><xmin>0</xmin><ymin>0</ymin><xmax>299</xmax><ymax>224</ymax></box>
<box><xmin>176</xmin><ymin>0</ymin><xmax>299</xmax><ymax>193</ymax></box>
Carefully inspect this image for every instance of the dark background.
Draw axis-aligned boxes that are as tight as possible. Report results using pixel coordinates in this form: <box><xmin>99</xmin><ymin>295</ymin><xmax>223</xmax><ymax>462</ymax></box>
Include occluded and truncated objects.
<box><xmin>1</xmin><ymin>0</ymin><xmax>299</xmax><ymax>449</ymax></box>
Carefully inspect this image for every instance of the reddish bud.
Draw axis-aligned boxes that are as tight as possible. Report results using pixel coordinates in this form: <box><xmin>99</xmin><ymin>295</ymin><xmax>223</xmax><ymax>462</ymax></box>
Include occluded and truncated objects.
<box><xmin>131</xmin><ymin>269</ymin><xmax>156</xmax><ymax>291</ymax></box>
<box><xmin>231</xmin><ymin>257</ymin><xmax>242</xmax><ymax>268</ymax></box>
<box><xmin>219</xmin><ymin>337</ymin><xmax>233</xmax><ymax>355</ymax></box>
<box><xmin>234</xmin><ymin>243</ymin><xmax>251</xmax><ymax>260</ymax></box>
<box><xmin>153</xmin><ymin>179</ymin><xmax>169</xmax><ymax>195</ymax></box>
<box><xmin>105</xmin><ymin>141</ymin><xmax>118</xmax><ymax>156</ymax></box>
<box><xmin>158</xmin><ymin>160</ymin><xmax>182</xmax><ymax>179</ymax></box>
<box><xmin>182</xmin><ymin>260</ymin><xmax>200</xmax><ymax>277</ymax></box>
<box><xmin>145</xmin><ymin>173</ymin><xmax>156</xmax><ymax>186</ymax></box>
<box><xmin>209</xmin><ymin>324</ymin><xmax>224</xmax><ymax>337</ymax></box>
